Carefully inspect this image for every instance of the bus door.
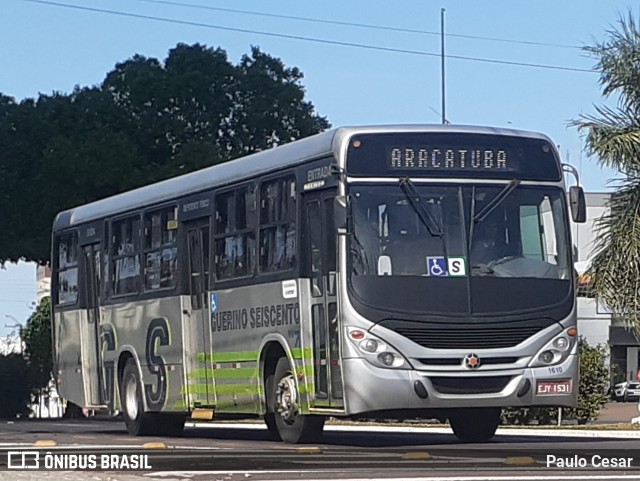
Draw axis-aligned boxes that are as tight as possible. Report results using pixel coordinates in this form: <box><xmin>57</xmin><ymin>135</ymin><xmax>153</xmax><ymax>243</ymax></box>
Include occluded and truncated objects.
<box><xmin>304</xmin><ymin>189</ymin><xmax>344</xmax><ymax>408</ymax></box>
<box><xmin>184</xmin><ymin>219</ymin><xmax>215</xmax><ymax>406</ymax></box>
<box><xmin>81</xmin><ymin>243</ymin><xmax>105</xmax><ymax>406</ymax></box>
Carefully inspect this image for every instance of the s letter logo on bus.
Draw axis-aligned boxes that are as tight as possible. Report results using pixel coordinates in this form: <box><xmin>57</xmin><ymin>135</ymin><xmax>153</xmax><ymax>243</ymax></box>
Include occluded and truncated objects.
<box><xmin>464</xmin><ymin>353</ymin><xmax>481</xmax><ymax>369</ymax></box>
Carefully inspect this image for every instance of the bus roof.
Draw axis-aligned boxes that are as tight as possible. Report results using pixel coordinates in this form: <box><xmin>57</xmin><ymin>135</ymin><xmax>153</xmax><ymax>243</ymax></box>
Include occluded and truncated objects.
<box><xmin>53</xmin><ymin>124</ymin><xmax>554</xmax><ymax>231</ymax></box>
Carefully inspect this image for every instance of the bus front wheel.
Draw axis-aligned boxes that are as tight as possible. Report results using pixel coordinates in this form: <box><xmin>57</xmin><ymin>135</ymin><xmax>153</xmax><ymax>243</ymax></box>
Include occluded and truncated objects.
<box><xmin>270</xmin><ymin>357</ymin><xmax>324</xmax><ymax>443</ymax></box>
<box><xmin>264</xmin><ymin>371</ymin><xmax>281</xmax><ymax>441</ymax></box>
<box><xmin>449</xmin><ymin>408</ymin><xmax>501</xmax><ymax>443</ymax></box>
<box><xmin>121</xmin><ymin>358</ymin><xmax>156</xmax><ymax>436</ymax></box>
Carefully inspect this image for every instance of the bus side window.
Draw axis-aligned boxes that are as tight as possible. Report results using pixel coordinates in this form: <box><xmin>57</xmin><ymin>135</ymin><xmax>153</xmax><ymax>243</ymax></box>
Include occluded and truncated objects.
<box><xmin>103</xmin><ymin>221</ymin><xmax>110</xmax><ymax>300</ymax></box>
<box><xmin>56</xmin><ymin>232</ymin><xmax>79</xmax><ymax>305</ymax></box>
<box><xmin>111</xmin><ymin>216</ymin><xmax>141</xmax><ymax>295</ymax></box>
<box><xmin>259</xmin><ymin>176</ymin><xmax>297</xmax><ymax>274</ymax></box>
<box><xmin>214</xmin><ymin>186</ymin><xmax>256</xmax><ymax>280</ymax></box>
<box><xmin>143</xmin><ymin>206</ymin><xmax>178</xmax><ymax>290</ymax></box>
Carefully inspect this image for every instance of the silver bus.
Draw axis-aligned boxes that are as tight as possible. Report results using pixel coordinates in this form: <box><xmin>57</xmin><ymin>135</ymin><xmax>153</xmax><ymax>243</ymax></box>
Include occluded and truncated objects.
<box><xmin>52</xmin><ymin>125</ymin><xmax>586</xmax><ymax>443</ymax></box>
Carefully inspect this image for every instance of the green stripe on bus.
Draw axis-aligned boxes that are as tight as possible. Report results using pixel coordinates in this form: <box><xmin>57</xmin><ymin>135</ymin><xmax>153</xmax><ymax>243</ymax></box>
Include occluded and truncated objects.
<box><xmin>173</xmin><ymin>400</ymin><xmax>188</xmax><ymax>411</ymax></box>
<box><xmin>182</xmin><ymin>384</ymin><xmax>213</xmax><ymax>395</ymax></box>
<box><xmin>196</xmin><ymin>353</ymin><xmax>208</xmax><ymax>363</ymax></box>
<box><xmin>213</xmin><ymin>351</ymin><xmax>258</xmax><ymax>363</ymax></box>
<box><xmin>215</xmin><ymin>402</ymin><xmax>259</xmax><ymax>414</ymax></box>
<box><xmin>189</xmin><ymin>367</ymin><xmax>258</xmax><ymax>380</ymax></box>
<box><xmin>215</xmin><ymin>384</ymin><xmax>259</xmax><ymax>396</ymax></box>
<box><xmin>181</xmin><ymin>378</ymin><xmax>315</xmax><ymax>396</ymax></box>
<box><xmin>187</xmin><ymin>368</ymin><xmax>215</xmax><ymax>380</ymax></box>
<box><xmin>197</xmin><ymin>351</ymin><xmax>258</xmax><ymax>363</ymax></box>
<box><xmin>298</xmin><ymin>383</ymin><xmax>314</xmax><ymax>395</ymax></box>
<box><xmin>196</xmin><ymin>349</ymin><xmax>313</xmax><ymax>364</ymax></box>
<box><xmin>300</xmin><ymin>364</ymin><xmax>314</xmax><ymax>377</ymax></box>
<box><xmin>291</xmin><ymin>348</ymin><xmax>314</xmax><ymax>360</ymax></box>
<box><xmin>214</xmin><ymin>367</ymin><xmax>258</xmax><ymax>379</ymax></box>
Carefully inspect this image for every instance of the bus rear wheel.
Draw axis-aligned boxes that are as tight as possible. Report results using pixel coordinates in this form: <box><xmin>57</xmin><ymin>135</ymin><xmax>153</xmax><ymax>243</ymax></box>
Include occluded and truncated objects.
<box><xmin>121</xmin><ymin>359</ymin><xmax>156</xmax><ymax>436</ymax></box>
<box><xmin>270</xmin><ymin>357</ymin><xmax>324</xmax><ymax>443</ymax></box>
<box><xmin>449</xmin><ymin>408</ymin><xmax>501</xmax><ymax>443</ymax></box>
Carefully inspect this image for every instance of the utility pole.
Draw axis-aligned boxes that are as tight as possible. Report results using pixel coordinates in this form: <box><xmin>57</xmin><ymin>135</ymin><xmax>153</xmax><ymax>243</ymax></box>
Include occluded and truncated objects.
<box><xmin>5</xmin><ymin>315</ymin><xmax>23</xmax><ymax>354</ymax></box>
<box><xmin>441</xmin><ymin>8</ymin><xmax>446</xmax><ymax>125</ymax></box>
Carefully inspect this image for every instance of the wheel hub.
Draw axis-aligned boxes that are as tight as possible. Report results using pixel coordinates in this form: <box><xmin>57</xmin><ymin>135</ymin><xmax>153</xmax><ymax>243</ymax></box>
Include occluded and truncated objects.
<box><xmin>275</xmin><ymin>374</ymin><xmax>299</xmax><ymax>424</ymax></box>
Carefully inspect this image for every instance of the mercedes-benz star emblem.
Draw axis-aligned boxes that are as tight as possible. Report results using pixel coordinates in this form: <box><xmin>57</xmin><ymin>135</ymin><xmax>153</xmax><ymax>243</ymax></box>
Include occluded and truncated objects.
<box><xmin>464</xmin><ymin>353</ymin><xmax>481</xmax><ymax>369</ymax></box>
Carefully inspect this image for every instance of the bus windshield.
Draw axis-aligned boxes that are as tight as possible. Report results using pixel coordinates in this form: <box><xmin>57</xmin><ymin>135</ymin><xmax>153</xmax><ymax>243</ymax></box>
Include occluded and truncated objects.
<box><xmin>348</xmin><ymin>183</ymin><xmax>572</xmax><ymax>317</ymax></box>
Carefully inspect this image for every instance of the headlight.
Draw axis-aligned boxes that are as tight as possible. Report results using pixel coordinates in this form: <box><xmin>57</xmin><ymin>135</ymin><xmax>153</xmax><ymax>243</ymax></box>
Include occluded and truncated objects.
<box><xmin>529</xmin><ymin>328</ymin><xmax>577</xmax><ymax>368</ymax></box>
<box><xmin>347</xmin><ymin>327</ymin><xmax>409</xmax><ymax>369</ymax></box>
<box><xmin>538</xmin><ymin>350</ymin><xmax>555</xmax><ymax>364</ymax></box>
<box><xmin>378</xmin><ymin>352</ymin><xmax>396</xmax><ymax>366</ymax></box>
<box><xmin>361</xmin><ymin>339</ymin><xmax>378</xmax><ymax>353</ymax></box>
<box><xmin>553</xmin><ymin>337</ymin><xmax>569</xmax><ymax>350</ymax></box>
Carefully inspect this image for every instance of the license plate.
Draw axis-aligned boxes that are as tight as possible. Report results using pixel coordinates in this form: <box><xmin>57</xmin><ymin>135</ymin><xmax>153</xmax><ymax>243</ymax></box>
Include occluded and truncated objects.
<box><xmin>537</xmin><ymin>379</ymin><xmax>572</xmax><ymax>395</ymax></box>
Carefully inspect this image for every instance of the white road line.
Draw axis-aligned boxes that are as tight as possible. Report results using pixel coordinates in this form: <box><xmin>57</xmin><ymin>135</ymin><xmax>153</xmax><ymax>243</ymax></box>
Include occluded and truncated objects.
<box><xmin>187</xmin><ymin>422</ymin><xmax>640</xmax><ymax>438</ymax></box>
<box><xmin>147</xmin><ymin>473</ymin><xmax>640</xmax><ymax>480</ymax></box>
<box><xmin>0</xmin><ymin>444</ymin><xmax>165</xmax><ymax>450</ymax></box>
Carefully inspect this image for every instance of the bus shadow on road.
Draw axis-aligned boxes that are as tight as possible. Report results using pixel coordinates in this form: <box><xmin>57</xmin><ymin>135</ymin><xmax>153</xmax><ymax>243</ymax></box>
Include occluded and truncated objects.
<box><xmin>176</xmin><ymin>424</ymin><xmax>622</xmax><ymax>448</ymax></box>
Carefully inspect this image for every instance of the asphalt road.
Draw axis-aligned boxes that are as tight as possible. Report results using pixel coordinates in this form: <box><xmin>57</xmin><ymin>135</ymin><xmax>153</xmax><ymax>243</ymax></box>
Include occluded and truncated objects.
<box><xmin>1</xmin><ymin>413</ymin><xmax>640</xmax><ymax>480</ymax></box>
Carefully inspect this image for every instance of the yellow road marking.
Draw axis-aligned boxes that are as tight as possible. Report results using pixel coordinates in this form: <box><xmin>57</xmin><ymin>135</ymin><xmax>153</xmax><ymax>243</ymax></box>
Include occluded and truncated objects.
<box><xmin>34</xmin><ymin>440</ymin><xmax>57</xmax><ymax>447</ymax></box>
<box><xmin>504</xmin><ymin>456</ymin><xmax>536</xmax><ymax>465</ymax></box>
<box><xmin>293</xmin><ymin>447</ymin><xmax>322</xmax><ymax>454</ymax></box>
<box><xmin>402</xmin><ymin>452</ymin><xmax>432</xmax><ymax>460</ymax></box>
<box><xmin>143</xmin><ymin>442</ymin><xmax>167</xmax><ymax>449</ymax></box>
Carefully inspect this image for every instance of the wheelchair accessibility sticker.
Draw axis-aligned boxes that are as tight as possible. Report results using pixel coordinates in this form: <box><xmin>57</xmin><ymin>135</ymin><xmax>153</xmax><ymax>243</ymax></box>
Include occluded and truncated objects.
<box><xmin>426</xmin><ymin>256</ymin><xmax>466</xmax><ymax>277</ymax></box>
<box><xmin>426</xmin><ymin>257</ymin><xmax>448</xmax><ymax>277</ymax></box>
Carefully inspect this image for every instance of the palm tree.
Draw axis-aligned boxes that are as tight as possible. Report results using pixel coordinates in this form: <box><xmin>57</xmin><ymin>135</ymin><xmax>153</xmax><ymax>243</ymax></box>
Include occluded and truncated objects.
<box><xmin>574</xmin><ymin>13</ymin><xmax>640</xmax><ymax>327</ymax></box>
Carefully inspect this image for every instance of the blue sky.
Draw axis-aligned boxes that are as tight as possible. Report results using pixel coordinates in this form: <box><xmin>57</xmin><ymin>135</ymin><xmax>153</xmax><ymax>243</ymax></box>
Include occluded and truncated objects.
<box><xmin>0</xmin><ymin>0</ymin><xmax>636</xmax><ymax>332</ymax></box>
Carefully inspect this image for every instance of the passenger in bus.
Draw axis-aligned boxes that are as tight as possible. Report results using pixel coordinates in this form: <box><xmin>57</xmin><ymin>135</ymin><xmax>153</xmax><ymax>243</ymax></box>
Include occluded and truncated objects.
<box><xmin>470</xmin><ymin>218</ymin><xmax>514</xmax><ymax>265</ymax></box>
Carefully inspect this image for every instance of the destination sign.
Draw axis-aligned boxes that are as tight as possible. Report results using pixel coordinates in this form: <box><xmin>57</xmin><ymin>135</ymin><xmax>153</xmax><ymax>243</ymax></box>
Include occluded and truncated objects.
<box><xmin>346</xmin><ymin>132</ymin><xmax>562</xmax><ymax>181</ymax></box>
<box><xmin>389</xmin><ymin>147</ymin><xmax>508</xmax><ymax>171</ymax></box>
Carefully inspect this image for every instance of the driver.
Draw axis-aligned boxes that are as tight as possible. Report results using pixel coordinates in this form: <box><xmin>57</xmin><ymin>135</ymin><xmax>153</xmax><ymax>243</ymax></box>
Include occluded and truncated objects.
<box><xmin>470</xmin><ymin>218</ymin><xmax>511</xmax><ymax>265</ymax></box>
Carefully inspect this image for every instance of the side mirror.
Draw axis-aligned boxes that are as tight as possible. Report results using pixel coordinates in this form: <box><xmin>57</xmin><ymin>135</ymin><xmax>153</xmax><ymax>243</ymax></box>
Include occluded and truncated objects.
<box><xmin>569</xmin><ymin>186</ymin><xmax>586</xmax><ymax>223</ymax></box>
<box><xmin>334</xmin><ymin>195</ymin><xmax>348</xmax><ymax>233</ymax></box>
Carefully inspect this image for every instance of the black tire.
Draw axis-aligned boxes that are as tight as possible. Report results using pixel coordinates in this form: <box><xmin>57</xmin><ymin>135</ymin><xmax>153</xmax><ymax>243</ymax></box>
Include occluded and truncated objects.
<box><xmin>120</xmin><ymin>358</ymin><xmax>156</xmax><ymax>436</ymax></box>
<box><xmin>449</xmin><ymin>408</ymin><xmax>501</xmax><ymax>443</ymax></box>
<box><xmin>270</xmin><ymin>357</ymin><xmax>324</xmax><ymax>443</ymax></box>
<box><xmin>154</xmin><ymin>413</ymin><xmax>186</xmax><ymax>437</ymax></box>
<box><xmin>264</xmin><ymin>371</ymin><xmax>281</xmax><ymax>441</ymax></box>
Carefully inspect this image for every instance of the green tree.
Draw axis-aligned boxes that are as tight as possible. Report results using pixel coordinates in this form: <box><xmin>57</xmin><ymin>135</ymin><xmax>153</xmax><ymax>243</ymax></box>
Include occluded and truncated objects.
<box><xmin>0</xmin><ymin>354</ymin><xmax>31</xmax><ymax>418</ymax></box>
<box><xmin>565</xmin><ymin>339</ymin><xmax>610</xmax><ymax>424</ymax></box>
<box><xmin>0</xmin><ymin>43</ymin><xmax>329</xmax><ymax>264</ymax></box>
<box><xmin>573</xmin><ymin>13</ymin><xmax>640</xmax><ymax>326</ymax></box>
<box><xmin>21</xmin><ymin>297</ymin><xmax>53</xmax><ymax>391</ymax></box>
<box><xmin>21</xmin><ymin>296</ymin><xmax>86</xmax><ymax>418</ymax></box>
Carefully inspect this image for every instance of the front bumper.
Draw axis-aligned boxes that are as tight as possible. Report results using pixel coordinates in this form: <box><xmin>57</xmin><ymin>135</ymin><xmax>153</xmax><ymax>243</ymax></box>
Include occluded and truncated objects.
<box><xmin>341</xmin><ymin>353</ymin><xmax>578</xmax><ymax>415</ymax></box>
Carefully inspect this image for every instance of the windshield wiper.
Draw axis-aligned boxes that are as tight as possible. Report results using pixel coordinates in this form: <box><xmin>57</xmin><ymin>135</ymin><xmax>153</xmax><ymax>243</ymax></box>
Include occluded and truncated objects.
<box><xmin>399</xmin><ymin>178</ymin><xmax>443</xmax><ymax>237</ymax></box>
<box><xmin>472</xmin><ymin>179</ymin><xmax>521</xmax><ymax>223</ymax></box>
